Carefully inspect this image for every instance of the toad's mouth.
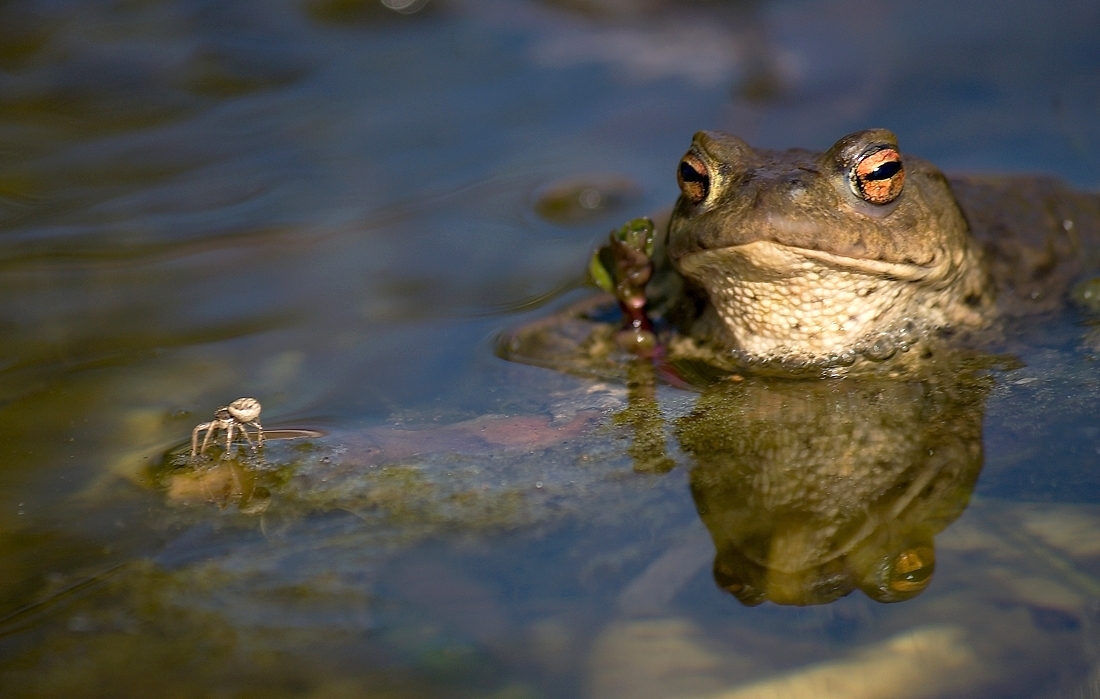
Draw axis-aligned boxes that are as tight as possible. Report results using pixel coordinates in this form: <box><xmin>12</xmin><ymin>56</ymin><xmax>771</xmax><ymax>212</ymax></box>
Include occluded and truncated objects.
<box><xmin>678</xmin><ymin>239</ymin><xmax>948</xmax><ymax>284</ymax></box>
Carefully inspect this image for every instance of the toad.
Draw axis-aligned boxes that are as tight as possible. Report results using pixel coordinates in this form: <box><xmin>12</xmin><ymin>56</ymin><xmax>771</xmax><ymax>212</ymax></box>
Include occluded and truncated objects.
<box><xmin>502</xmin><ymin>129</ymin><xmax>1100</xmax><ymax>376</ymax></box>
<box><xmin>662</xmin><ymin>128</ymin><xmax>1100</xmax><ymax>368</ymax></box>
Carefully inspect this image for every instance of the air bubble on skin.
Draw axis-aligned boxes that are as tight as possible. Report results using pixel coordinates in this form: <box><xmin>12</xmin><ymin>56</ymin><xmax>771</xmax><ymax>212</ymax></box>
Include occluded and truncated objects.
<box><xmin>725</xmin><ymin>317</ymin><xmax>932</xmax><ymax>374</ymax></box>
<box><xmin>864</xmin><ymin>335</ymin><xmax>897</xmax><ymax>362</ymax></box>
<box><xmin>779</xmin><ymin>355</ymin><xmax>811</xmax><ymax>371</ymax></box>
<box><xmin>731</xmin><ymin>350</ymin><xmax>758</xmax><ymax>367</ymax></box>
<box><xmin>898</xmin><ymin>320</ymin><xmax>921</xmax><ymax>346</ymax></box>
<box><xmin>832</xmin><ymin>350</ymin><xmax>858</xmax><ymax>367</ymax></box>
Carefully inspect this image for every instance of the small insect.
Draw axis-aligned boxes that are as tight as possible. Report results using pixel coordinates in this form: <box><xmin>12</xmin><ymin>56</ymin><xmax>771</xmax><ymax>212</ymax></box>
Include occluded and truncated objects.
<box><xmin>190</xmin><ymin>397</ymin><xmax>265</xmax><ymax>459</ymax></box>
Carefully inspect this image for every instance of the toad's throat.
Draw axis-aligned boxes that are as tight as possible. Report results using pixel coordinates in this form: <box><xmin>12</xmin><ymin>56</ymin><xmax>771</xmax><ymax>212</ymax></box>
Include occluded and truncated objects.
<box><xmin>676</xmin><ymin>240</ymin><xmax>952</xmax><ymax>359</ymax></box>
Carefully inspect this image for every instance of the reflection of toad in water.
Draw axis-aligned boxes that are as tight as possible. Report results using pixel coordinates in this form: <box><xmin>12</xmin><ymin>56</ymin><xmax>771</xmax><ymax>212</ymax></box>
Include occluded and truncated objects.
<box><xmin>676</xmin><ymin>371</ymin><xmax>989</xmax><ymax>606</ymax></box>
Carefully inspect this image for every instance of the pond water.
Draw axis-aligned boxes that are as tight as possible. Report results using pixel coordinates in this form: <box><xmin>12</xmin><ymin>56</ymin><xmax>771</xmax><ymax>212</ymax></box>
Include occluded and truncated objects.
<box><xmin>2</xmin><ymin>0</ymin><xmax>1100</xmax><ymax>697</ymax></box>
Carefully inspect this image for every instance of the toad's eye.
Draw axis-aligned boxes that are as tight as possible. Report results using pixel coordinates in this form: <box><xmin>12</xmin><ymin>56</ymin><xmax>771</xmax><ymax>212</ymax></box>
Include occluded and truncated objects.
<box><xmin>677</xmin><ymin>153</ymin><xmax>710</xmax><ymax>205</ymax></box>
<box><xmin>851</xmin><ymin>147</ymin><xmax>905</xmax><ymax>205</ymax></box>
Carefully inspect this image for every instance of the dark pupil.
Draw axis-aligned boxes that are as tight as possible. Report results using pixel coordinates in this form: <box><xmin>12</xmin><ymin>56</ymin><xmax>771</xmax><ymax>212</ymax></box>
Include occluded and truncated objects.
<box><xmin>866</xmin><ymin>159</ymin><xmax>901</xmax><ymax>181</ymax></box>
<box><xmin>680</xmin><ymin>161</ymin><xmax>707</xmax><ymax>184</ymax></box>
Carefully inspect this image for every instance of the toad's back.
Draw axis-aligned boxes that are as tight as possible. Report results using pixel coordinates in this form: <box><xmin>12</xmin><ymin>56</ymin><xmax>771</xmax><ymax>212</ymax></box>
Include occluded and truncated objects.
<box><xmin>949</xmin><ymin>175</ymin><xmax>1100</xmax><ymax>316</ymax></box>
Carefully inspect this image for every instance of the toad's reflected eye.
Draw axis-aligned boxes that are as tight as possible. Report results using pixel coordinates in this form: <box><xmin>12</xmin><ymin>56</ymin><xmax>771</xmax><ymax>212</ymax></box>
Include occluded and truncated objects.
<box><xmin>851</xmin><ymin>146</ymin><xmax>905</xmax><ymax>205</ymax></box>
<box><xmin>678</xmin><ymin>153</ymin><xmax>710</xmax><ymax>205</ymax></box>
<box><xmin>862</xmin><ymin>544</ymin><xmax>935</xmax><ymax>603</ymax></box>
<box><xmin>887</xmin><ymin>546</ymin><xmax>934</xmax><ymax>594</ymax></box>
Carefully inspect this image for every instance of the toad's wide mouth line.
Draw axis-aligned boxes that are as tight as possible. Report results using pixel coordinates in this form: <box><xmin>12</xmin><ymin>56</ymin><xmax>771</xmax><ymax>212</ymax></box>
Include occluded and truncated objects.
<box><xmin>680</xmin><ymin>240</ymin><xmax>945</xmax><ymax>283</ymax></box>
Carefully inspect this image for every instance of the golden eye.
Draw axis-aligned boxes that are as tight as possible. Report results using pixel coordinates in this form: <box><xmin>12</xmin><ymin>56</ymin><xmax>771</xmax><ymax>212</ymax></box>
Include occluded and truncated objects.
<box><xmin>886</xmin><ymin>546</ymin><xmax>934</xmax><ymax>594</ymax></box>
<box><xmin>677</xmin><ymin>152</ymin><xmax>710</xmax><ymax>205</ymax></box>
<box><xmin>851</xmin><ymin>147</ymin><xmax>905</xmax><ymax>205</ymax></box>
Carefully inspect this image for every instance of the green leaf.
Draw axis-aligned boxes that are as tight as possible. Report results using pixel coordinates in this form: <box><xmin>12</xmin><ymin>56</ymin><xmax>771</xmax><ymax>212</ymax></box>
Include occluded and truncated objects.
<box><xmin>588</xmin><ymin>249</ymin><xmax>615</xmax><ymax>293</ymax></box>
